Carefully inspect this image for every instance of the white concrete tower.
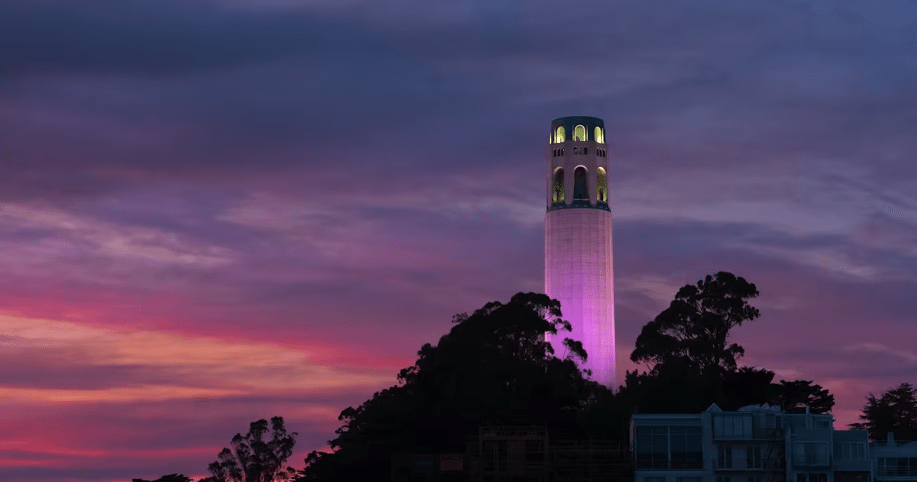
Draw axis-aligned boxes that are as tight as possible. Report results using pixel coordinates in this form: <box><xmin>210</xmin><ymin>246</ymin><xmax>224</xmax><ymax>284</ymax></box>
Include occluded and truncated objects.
<box><xmin>545</xmin><ymin>116</ymin><xmax>616</xmax><ymax>388</ymax></box>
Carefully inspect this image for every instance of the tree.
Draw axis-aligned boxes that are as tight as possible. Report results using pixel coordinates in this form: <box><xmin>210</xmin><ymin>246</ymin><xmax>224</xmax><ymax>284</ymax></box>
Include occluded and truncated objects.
<box><xmin>132</xmin><ymin>475</ymin><xmax>193</xmax><ymax>482</ymax></box>
<box><xmin>299</xmin><ymin>293</ymin><xmax>608</xmax><ymax>481</ymax></box>
<box><xmin>768</xmin><ymin>379</ymin><xmax>835</xmax><ymax>414</ymax></box>
<box><xmin>203</xmin><ymin>416</ymin><xmax>298</xmax><ymax>482</ymax></box>
<box><xmin>630</xmin><ymin>271</ymin><xmax>760</xmax><ymax>376</ymax></box>
<box><xmin>721</xmin><ymin>366</ymin><xmax>776</xmax><ymax>410</ymax></box>
<box><xmin>851</xmin><ymin>383</ymin><xmax>917</xmax><ymax>442</ymax></box>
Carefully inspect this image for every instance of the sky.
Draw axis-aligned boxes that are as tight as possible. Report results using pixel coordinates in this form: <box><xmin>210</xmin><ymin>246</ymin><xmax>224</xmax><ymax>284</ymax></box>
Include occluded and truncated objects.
<box><xmin>1</xmin><ymin>0</ymin><xmax>916</xmax><ymax>480</ymax></box>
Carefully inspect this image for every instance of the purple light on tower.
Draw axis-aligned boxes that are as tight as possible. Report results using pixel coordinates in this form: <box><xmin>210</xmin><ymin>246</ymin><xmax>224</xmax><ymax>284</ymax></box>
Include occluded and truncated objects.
<box><xmin>544</xmin><ymin>116</ymin><xmax>616</xmax><ymax>388</ymax></box>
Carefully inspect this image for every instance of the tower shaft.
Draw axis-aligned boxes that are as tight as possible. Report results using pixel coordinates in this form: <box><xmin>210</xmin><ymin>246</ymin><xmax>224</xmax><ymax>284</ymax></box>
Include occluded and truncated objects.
<box><xmin>544</xmin><ymin>116</ymin><xmax>616</xmax><ymax>388</ymax></box>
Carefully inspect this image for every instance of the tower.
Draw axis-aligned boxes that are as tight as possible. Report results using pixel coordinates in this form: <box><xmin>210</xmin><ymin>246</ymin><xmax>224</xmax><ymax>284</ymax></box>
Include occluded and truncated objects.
<box><xmin>544</xmin><ymin>116</ymin><xmax>616</xmax><ymax>388</ymax></box>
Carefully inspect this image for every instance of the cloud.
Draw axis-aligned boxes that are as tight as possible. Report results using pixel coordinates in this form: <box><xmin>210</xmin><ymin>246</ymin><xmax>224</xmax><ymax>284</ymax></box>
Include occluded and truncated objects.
<box><xmin>0</xmin><ymin>312</ymin><xmax>393</xmax><ymax>397</ymax></box>
<box><xmin>0</xmin><ymin>202</ymin><xmax>235</xmax><ymax>273</ymax></box>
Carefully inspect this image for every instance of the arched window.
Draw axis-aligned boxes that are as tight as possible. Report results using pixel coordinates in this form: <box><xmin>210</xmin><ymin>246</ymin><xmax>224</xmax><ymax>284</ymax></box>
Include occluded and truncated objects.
<box><xmin>555</xmin><ymin>126</ymin><xmax>566</xmax><ymax>143</ymax></box>
<box><xmin>597</xmin><ymin>167</ymin><xmax>608</xmax><ymax>203</ymax></box>
<box><xmin>573</xmin><ymin>166</ymin><xmax>588</xmax><ymax>200</ymax></box>
<box><xmin>595</xmin><ymin>126</ymin><xmax>604</xmax><ymax>143</ymax></box>
<box><xmin>574</xmin><ymin>124</ymin><xmax>586</xmax><ymax>141</ymax></box>
<box><xmin>552</xmin><ymin>168</ymin><xmax>565</xmax><ymax>204</ymax></box>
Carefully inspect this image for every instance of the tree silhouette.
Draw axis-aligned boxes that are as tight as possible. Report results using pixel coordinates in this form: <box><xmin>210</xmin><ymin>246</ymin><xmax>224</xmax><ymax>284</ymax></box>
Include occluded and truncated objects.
<box><xmin>768</xmin><ymin>379</ymin><xmax>835</xmax><ymax>414</ymax></box>
<box><xmin>851</xmin><ymin>383</ymin><xmax>917</xmax><ymax>442</ymax></box>
<box><xmin>619</xmin><ymin>272</ymin><xmax>764</xmax><ymax>414</ymax></box>
<box><xmin>202</xmin><ymin>416</ymin><xmax>297</xmax><ymax>482</ymax></box>
<box><xmin>631</xmin><ymin>271</ymin><xmax>760</xmax><ymax>375</ymax></box>
<box><xmin>622</xmin><ymin>274</ymin><xmax>837</xmax><ymax>417</ymax></box>
<box><xmin>132</xmin><ymin>475</ymin><xmax>193</xmax><ymax>482</ymax></box>
<box><xmin>298</xmin><ymin>292</ymin><xmax>608</xmax><ymax>481</ymax></box>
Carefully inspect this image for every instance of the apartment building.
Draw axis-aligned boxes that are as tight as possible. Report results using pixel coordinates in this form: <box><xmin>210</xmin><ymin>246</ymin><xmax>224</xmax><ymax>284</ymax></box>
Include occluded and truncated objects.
<box><xmin>632</xmin><ymin>404</ymin><xmax>872</xmax><ymax>482</ymax></box>
<box><xmin>872</xmin><ymin>432</ymin><xmax>917</xmax><ymax>482</ymax></box>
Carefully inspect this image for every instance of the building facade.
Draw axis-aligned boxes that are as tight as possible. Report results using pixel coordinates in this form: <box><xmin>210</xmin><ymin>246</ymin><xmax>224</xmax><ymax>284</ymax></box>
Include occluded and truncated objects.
<box><xmin>544</xmin><ymin>116</ymin><xmax>616</xmax><ymax>388</ymax></box>
<box><xmin>631</xmin><ymin>405</ymin><xmax>875</xmax><ymax>482</ymax></box>
<box><xmin>872</xmin><ymin>433</ymin><xmax>917</xmax><ymax>482</ymax></box>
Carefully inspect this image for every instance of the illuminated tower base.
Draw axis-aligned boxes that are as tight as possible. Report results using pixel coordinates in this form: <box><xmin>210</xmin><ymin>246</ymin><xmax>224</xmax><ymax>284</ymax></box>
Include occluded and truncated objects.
<box><xmin>544</xmin><ymin>116</ymin><xmax>616</xmax><ymax>388</ymax></box>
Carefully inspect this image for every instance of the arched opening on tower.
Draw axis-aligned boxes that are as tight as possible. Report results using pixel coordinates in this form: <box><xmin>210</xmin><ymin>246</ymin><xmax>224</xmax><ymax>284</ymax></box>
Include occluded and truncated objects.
<box><xmin>597</xmin><ymin>167</ymin><xmax>607</xmax><ymax>203</ymax></box>
<box><xmin>574</xmin><ymin>125</ymin><xmax>586</xmax><ymax>141</ymax></box>
<box><xmin>552</xmin><ymin>168</ymin><xmax>565</xmax><ymax>204</ymax></box>
<box><xmin>573</xmin><ymin>166</ymin><xmax>588</xmax><ymax>201</ymax></box>
<box><xmin>595</xmin><ymin>126</ymin><xmax>604</xmax><ymax>144</ymax></box>
<box><xmin>554</xmin><ymin>126</ymin><xmax>565</xmax><ymax>143</ymax></box>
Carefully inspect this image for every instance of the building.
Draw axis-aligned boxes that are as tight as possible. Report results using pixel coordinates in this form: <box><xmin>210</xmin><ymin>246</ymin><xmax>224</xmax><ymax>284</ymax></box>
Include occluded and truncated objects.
<box><xmin>871</xmin><ymin>432</ymin><xmax>917</xmax><ymax>482</ymax></box>
<box><xmin>631</xmin><ymin>404</ymin><xmax>874</xmax><ymax>482</ymax></box>
<box><xmin>544</xmin><ymin>116</ymin><xmax>616</xmax><ymax>388</ymax></box>
<box><xmin>469</xmin><ymin>425</ymin><xmax>631</xmax><ymax>482</ymax></box>
<box><xmin>393</xmin><ymin>425</ymin><xmax>632</xmax><ymax>482</ymax></box>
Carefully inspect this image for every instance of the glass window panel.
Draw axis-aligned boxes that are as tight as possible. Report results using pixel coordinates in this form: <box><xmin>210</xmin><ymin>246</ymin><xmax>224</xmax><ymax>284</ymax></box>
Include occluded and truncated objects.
<box><xmin>574</xmin><ymin>124</ymin><xmax>586</xmax><ymax>141</ymax></box>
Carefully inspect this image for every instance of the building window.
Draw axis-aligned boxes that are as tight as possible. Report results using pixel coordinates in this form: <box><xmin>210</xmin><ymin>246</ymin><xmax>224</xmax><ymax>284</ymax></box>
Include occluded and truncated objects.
<box><xmin>555</xmin><ymin>126</ymin><xmax>566</xmax><ymax>143</ymax></box>
<box><xmin>748</xmin><ymin>446</ymin><xmax>763</xmax><ymax>469</ymax></box>
<box><xmin>713</xmin><ymin>414</ymin><xmax>752</xmax><ymax>439</ymax></box>
<box><xmin>840</xmin><ymin>442</ymin><xmax>866</xmax><ymax>460</ymax></box>
<box><xmin>878</xmin><ymin>457</ymin><xmax>917</xmax><ymax>477</ymax></box>
<box><xmin>573</xmin><ymin>167</ymin><xmax>588</xmax><ymax>201</ymax></box>
<box><xmin>596</xmin><ymin>167</ymin><xmax>607</xmax><ymax>203</ymax></box>
<box><xmin>717</xmin><ymin>477</ymin><xmax>731</xmax><ymax>482</ymax></box>
<box><xmin>670</xmin><ymin>426</ymin><xmax>702</xmax><ymax>469</ymax></box>
<box><xmin>794</xmin><ymin>442</ymin><xmax>828</xmax><ymax>466</ymax></box>
<box><xmin>595</xmin><ymin>126</ymin><xmax>604</xmax><ymax>143</ymax></box>
<box><xmin>525</xmin><ymin>440</ymin><xmax>544</xmax><ymax>464</ymax></box>
<box><xmin>678</xmin><ymin>478</ymin><xmax>701</xmax><ymax>482</ymax></box>
<box><xmin>574</xmin><ymin>124</ymin><xmax>586</xmax><ymax>141</ymax></box>
<box><xmin>635</xmin><ymin>426</ymin><xmax>668</xmax><ymax>470</ymax></box>
<box><xmin>797</xmin><ymin>473</ymin><xmax>828</xmax><ymax>482</ymax></box>
<box><xmin>552</xmin><ymin>168</ymin><xmax>565</xmax><ymax>204</ymax></box>
<box><xmin>645</xmin><ymin>478</ymin><xmax>666</xmax><ymax>482</ymax></box>
<box><xmin>717</xmin><ymin>446</ymin><xmax>733</xmax><ymax>469</ymax></box>
<box><xmin>750</xmin><ymin>477</ymin><xmax>764</xmax><ymax>482</ymax></box>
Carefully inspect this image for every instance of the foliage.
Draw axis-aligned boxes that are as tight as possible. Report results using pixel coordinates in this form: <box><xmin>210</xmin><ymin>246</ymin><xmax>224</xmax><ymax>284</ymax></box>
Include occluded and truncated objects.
<box><xmin>620</xmin><ymin>273</ymin><xmax>835</xmax><ymax>416</ymax></box>
<box><xmin>630</xmin><ymin>271</ymin><xmax>760</xmax><ymax>376</ymax></box>
<box><xmin>768</xmin><ymin>379</ymin><xmax>835</xmax><ymax>414</ymax></box>
<box><xmin>851</xmin><ymin>383</ymin><xmax>917</xmax><ymax>442</ymax></box>
<box><xmin>620</xmin><ymin>272</ymin><xmax>764</xmax><ymax>414</ymax></box>
<box><xmin>720</xmin><ymin>366</ymin><xmax>775</xmax><ymax>410</ymax></box>
<box><xmin>204</xmin><ymin>417</ymin><xmax>298</xmax><ymax>482</ymax></box>
<box><xmin>298</xmin><ymin>293</ymin><xmax>608</xmax><ymax>481</ymax></box>
<box><xmin>132</xmin><ymin>475</ymin><xmax>193</xmax><ymax>482</ymax></box>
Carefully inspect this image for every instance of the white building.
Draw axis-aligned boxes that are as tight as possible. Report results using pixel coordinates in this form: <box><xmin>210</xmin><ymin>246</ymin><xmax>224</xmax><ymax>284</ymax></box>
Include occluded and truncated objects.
<box><xmin>632</xmin><ymin>404</ymin><xmax>873</xmax><ymax>482</ymax></box>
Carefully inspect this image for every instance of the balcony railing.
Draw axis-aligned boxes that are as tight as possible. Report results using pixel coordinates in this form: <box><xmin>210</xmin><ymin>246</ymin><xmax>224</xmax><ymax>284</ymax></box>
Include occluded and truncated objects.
<box><xmin>713</xmin><ymin>428</ymin><xmax>784</xmax><ymax>441</ymax></box>
<box><xmin>634</xmin><ymin>458</ymin><xmax>703</xmax><ymax>470</ymax></box>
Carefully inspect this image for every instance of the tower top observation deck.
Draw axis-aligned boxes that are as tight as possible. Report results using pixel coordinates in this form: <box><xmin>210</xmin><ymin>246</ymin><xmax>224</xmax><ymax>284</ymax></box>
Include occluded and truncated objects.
<box><xmin>550</xmin><ymin>116</ymin><xmax>605</xmax><ymax>144</ymax></box>
<box><xmin>551</xmin><ymin>116</ymin><xmax>604</xmax><ymax>129</ymax></box>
